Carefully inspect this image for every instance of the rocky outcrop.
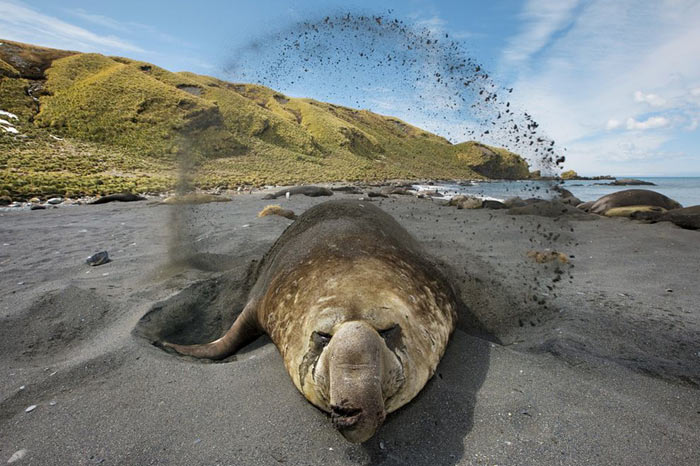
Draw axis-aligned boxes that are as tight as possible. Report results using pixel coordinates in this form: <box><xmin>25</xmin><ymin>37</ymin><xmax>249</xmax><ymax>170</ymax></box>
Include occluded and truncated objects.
<box><xmin>453</xmin><ymin>142</ymin><xmax>530</xmax><ymax>179</ymax></box>
<box><xmin>608</xmin><ymin>179</ymin><xmax>656</xmax><ymax>186</ymax></box>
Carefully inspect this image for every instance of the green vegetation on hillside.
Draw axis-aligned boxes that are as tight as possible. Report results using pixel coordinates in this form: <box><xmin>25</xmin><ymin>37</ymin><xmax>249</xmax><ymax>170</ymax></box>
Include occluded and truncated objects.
<box><xmin>0</xmin><ymin>39</ymin><xmax>533</xmax><ymax>199</ymax></box>
<box><xmin>561</xmin><ymin>170</ymin><xmax>578</xmax><ymax>180</ymax></box>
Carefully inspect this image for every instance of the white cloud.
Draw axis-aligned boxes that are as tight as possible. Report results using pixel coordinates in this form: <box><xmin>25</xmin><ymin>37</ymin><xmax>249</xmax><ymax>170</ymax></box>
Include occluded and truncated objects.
<box><xmin>502</xmin><ymin>0</ymin><xmax>700</xmax><ymax>175</ymax></box>
<box><xmin>634</xmin><ymin>90</ymin><xmax>666</xmax><ymax>107</ymax></box>
<box><xmin>502</xmin><ymin>0</ymin><xmax>580</xmax><ymax>64</ymax></box>
<box><xmin>606</xmin><ymin>119</ymin><xmax>621</xmax><ymax>130</ymax></box>
<box><xmin>0</xmin><ymin>0</ymin><xmax>145</xmax><ymax>53</ymax></box>
<box><xmin>626</xmin><ymin>116</ymin><xmax>670</xmax><ymax>130</ymax></box>
<box><xmin>71</xmin><ymin>8</ymin><xmax>130</xmax><ymax>33</ymax></box>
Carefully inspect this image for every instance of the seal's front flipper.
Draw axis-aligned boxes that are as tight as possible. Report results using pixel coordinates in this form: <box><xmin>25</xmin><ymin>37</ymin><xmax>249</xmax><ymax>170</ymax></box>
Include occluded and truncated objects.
<box><xmin>160</xmin><ymin>303</ymin><xmax>261</xmax><ymax>360</ymax></box>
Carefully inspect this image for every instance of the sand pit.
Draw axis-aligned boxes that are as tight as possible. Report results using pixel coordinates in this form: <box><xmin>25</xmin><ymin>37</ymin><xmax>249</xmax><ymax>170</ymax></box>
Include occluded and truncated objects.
<box><xmin>1</xmin><ymin>193</ymin><xmax>698</xmax><ymax>465</ymax></box>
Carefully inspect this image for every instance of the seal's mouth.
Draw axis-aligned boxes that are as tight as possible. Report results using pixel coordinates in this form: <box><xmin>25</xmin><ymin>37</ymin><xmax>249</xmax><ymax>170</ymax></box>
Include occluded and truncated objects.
<box><xmin>331</xmin><ymin>405</ymin><xmax>363</xmax><ymax>428</ymax></box>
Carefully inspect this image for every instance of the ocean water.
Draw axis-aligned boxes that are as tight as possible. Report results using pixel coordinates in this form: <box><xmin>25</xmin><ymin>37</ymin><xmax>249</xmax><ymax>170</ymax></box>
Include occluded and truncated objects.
<box><xmin>416</xmin><ymin>177</ymin><xmax>700</xmax><ymax>207</ymax></box>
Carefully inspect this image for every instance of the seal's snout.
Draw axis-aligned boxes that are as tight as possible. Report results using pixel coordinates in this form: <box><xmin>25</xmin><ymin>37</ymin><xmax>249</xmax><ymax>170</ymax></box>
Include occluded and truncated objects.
<box><xmin>327</xmin><ymin>321</ymin><xmax>387</xmax><ymax>443</ymax></box>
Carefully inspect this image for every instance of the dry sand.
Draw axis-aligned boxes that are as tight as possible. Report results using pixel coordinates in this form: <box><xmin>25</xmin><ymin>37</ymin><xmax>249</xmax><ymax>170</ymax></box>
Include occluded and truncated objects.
<box><xmin>0</xmin><ymin>192</ymin><xmax>698</xmax><ymax>465</ymax></box>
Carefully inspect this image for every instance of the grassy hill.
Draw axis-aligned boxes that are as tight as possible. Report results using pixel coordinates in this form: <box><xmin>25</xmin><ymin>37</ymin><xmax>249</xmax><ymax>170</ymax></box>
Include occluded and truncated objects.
<box><xmin>0</xmin><ymin>39</ymin><xmax>531</xmax><ymax>200</ymax></box>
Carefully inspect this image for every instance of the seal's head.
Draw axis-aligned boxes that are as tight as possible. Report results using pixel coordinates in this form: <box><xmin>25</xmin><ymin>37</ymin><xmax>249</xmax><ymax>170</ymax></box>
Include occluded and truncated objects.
<box><xmin>270</xmin><ymin>252</ymin><xmax>454</xmax><ymax>443</ymax></box>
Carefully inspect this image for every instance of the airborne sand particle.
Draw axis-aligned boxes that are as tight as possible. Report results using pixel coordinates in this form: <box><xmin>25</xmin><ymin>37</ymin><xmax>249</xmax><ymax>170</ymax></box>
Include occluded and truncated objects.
<box><xmin>225</xmin><ymin>11</ymin><xmax>565</xmax><ymax>174</ymax></box>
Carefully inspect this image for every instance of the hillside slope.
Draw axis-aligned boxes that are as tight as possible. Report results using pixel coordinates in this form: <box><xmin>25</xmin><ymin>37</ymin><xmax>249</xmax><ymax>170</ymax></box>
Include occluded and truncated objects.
<box><xmin>0</xmin><ymin>39</ymin><xmax>531</xmax><ymax>199</ymax></box>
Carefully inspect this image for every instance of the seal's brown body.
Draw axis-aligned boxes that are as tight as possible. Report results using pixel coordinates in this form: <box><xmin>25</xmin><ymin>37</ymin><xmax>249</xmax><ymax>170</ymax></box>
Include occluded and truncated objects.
<box><xmin>164</xmin><ymin>200</ymin><xmax>457</xmax><ymax>442</ymax></box>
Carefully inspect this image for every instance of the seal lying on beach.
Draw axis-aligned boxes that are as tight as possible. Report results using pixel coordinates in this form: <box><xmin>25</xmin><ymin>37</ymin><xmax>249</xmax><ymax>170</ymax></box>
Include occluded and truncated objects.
<box><xmin>161</xmin><ymin>200</ymin><xmax>457</xmax><ymax>443</ymax></box>
<box><xmin>262</xmin><ymin>185</ymin><xmax>333</xmax><ymax>199</ymax></box>
<box><xmin>588</xmin><ymin>189</ymin><xmax>681</xmax><ymax>215</ymax></box>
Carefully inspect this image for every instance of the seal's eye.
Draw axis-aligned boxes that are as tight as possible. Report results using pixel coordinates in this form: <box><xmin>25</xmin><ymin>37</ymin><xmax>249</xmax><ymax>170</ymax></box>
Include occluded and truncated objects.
<box><xmin>378</xmin><ymin>324</ymin><xmax>401</xmax><ymax>350</ymax></box>
<box><xmin>312</xmin><ymin>331</ymin><xmax>332</xmax><ymax>347</ymax></box>
<box><xmin>378</xmin><ymin>324</ymin><xmax>400</xmax><ymax>339</ymax></box>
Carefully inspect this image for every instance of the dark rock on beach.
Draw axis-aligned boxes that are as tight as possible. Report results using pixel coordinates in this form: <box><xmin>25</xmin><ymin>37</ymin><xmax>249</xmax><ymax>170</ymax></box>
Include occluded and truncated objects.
<box><xmin>86</xmin><ymin>251</ymin><xmax>110</xmax><ymax>266</ymax></box>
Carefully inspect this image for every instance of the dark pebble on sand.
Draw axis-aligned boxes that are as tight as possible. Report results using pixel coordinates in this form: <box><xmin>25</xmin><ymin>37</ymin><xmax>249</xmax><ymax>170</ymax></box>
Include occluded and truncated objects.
<box><xmin>86</xmin><ymin>251</ymin><xmax>110</xmax><ymax>266</ymax></box>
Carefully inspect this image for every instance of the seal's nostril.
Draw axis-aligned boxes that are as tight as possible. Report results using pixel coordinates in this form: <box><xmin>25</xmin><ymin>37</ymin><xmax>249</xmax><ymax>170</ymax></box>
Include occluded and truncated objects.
<box><xmin>330</xmin><ymin>405</ymin><xmax>363</xmax><ymax>428</ymax></box>
<box><xmin>331</xmin><ymin>405</ymin><xmax>362</xmax><ymax>417</ymax></box>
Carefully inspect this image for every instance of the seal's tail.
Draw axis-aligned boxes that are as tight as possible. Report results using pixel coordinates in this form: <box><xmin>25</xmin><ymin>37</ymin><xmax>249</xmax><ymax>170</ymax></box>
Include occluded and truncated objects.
<box><xmin>159</xmin><ymin>303</ymin><xmax>261</xmax><ymax>360</ymax></box>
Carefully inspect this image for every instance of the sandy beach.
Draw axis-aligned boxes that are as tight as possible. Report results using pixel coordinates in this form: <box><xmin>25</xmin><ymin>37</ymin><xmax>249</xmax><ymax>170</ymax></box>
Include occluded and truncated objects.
<box><xmin>1</xmin><ymin>191</ymin><xmax>698</xmax><ymax>465</ymax></box>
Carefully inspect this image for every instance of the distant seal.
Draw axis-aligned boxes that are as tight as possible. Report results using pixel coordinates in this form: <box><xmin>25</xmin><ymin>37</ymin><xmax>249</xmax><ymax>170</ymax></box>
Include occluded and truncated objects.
<box><xmin>589</xmin><ymin>189</ymin><xmax>681</xmax><ymax>215</ymax></box>
<box><xmin>262</xmin><ymin>186</ymin><xmax>333</xmax><ymax>199</ymax></box>
<box><xmin>161</xmin><ymin>200</ymin><xmax>457</xmax><ymax>443</ymax></box>
<box><xmin>89</xmin><ymin>193</ymin><xmax>146</xmax><ymax>204</ymax></box>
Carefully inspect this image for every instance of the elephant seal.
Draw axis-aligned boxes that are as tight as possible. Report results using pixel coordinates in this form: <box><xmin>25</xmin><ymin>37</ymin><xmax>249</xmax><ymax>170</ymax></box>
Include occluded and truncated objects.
<box><xmin>262</xmin><ymin>185</ymin><xmax>333</xmax><ymax>199</ymax></box>
<box><xmin>589</xmin><ymin>189</ymin><xmax>681</xmax><ymax>215</ymax></box>
<box><xmin>89</xmin><ymin>193</ymin><xmax>146</xmax><ymax>204</ymax></box>
<box><xmin>161</xmin><ymin>200</ymin><xmax>457</xmax><ymax>443</ymax></box>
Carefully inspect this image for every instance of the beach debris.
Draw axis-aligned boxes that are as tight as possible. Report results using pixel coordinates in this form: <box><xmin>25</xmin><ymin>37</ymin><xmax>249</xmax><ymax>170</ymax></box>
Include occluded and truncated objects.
<box><xmin>285</xmin><ymin>191</ymin><xmax>291</xmax><ymax>199</ymax></box>
<box><xmin>86</xmin><ymin>251</ymin><xmax>110</xmax><ymax>266</ymax></box>
<box><xmin>49</xmin><ymin>401</ymin><xmax>56</xmax><ymax>406</ymax></box>
<box><xmin>46</xmin><ymin>197</ymin><xmax>63</xmax><ymax>205</ymax></box>
<box><xmin>19</xmin><ymin>385</ymin><xmax>25</xmax><ymax>390</ymax></box>
<box><xmin>7</xmin><ymin>449</ymin><xmax>28</xmax><ymax>464</ymax></box>
<box><xmin>25</xmin><ymin>405</ymin><xmax>37</xmax><ymax>413</ymax></box>
<box><xmin>258</xmin><ymin>204</ymin><xmax>297</xmax><ymax>220</ymax></box>
<box><xmin>527</xmin><ymin>250</ymin><xmax>569</xmax><ymax>264</ymax></box>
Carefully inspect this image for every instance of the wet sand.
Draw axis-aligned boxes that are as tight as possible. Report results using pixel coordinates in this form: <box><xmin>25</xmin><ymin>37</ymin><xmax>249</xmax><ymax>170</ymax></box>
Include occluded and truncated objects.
<box><xmin>0</xmin><ymin>192</ymin><xmax>698</xmax><ymax>465</ymax></box>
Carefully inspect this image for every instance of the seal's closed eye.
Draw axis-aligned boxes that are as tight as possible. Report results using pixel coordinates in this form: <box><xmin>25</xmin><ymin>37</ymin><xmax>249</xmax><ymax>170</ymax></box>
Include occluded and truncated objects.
<box><xmin>313</xmin><ymin>331</ymin><xmax>332</xmax><ymax>347</ymax></box>
<box><xmin>378</xmin><ymin>324</ymin><xmax>402</xmax><ymax>351</ymax></box>
<box><xmin>378</xmin><ymin>324</ymin><xmax>399</xmax><ymax>339</ymax></box>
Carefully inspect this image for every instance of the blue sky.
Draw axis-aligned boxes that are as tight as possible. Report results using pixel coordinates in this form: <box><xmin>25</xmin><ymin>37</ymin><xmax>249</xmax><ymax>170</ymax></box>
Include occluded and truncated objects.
<box><xmin>1</xmin><ymin>0</ymin><xmax>699</xmax><ymax>176</ymax></box>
